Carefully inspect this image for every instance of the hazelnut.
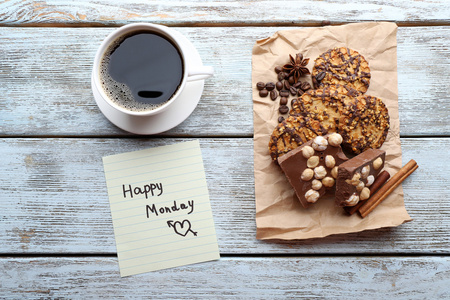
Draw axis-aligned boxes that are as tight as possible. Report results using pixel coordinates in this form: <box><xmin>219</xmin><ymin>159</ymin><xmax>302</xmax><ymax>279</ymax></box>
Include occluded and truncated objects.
<box><xmin>325</xmin><ymin>155</ymin><xmax>335</xmax><ymax>168</ymax></box>
<box><xmin>322</xmin><ymin>177</ymin><xmax>335</xmax><ymax>188</ymax></box>
<box><xmin>307</xmin><ymin>156</ymin><xmax>320</xmax><ymax>168</ymax></box>
<box><xmin>331</xmin><ymin>166</ymin><xmax>339</xmax><ymax>178</ymax></box>
<box><xmin>302</xmin><ymin>146</ymin><xmax>315</xmax><ymax>159</ymax></box>
<box><xmin>312</xmin><ymin>136</ymin><xmax>328</xmax><ymax>151</ymax></box>
<box><xmin>361</xmin><ymin>165</ymin><xmax>370</xmax><ymax>179</ymax></box>
<box><xmin>366</xmin><ymin>175</ymin><xmax>375</xmax><ymax>186</ymax></box>
<box><xmin>311</xmin><ymin>179</ymin><xmax>322</xmax><ymax>190</ymax></box>
<box><xmin>344</xmin><ymin>193</ymin><xmax>359</xmax><ymax>206</ymax></box>
<box><xmin>373</xmin><ymin>157</ymin><xmax>383</xmax><ymax>170</ymax></box>
<box><xmin>301</xmin><ymin>169</ymin><xmax>314</xmax><ymax>181</ymax></box>
<box><xmin>305</xmin><ymin>189</ymin><xmax>320</xmax><ymax>203</ymax></box>
<box><xmin>360</xmin><ymin>187</ymin><xmax>370</xmax><ymax>200</ymax></box>
<box><xmin>350</xmin><ymin>173</ymin><xmax>361</xmax><ymax>186</ymax></box>
<box><xmin>314</xmin><ymin>166</ymin><xmax>327</xmax><ymax>179</ymax></box>
<box><xmin>328</xmin><ymin>133</ymin><xmax>343</xmax><ymax>147</ymax></box>
<box><xmin>356</xmin><ymin>181</ymin><xmax>365</xmax><ymax>192</ymax></box>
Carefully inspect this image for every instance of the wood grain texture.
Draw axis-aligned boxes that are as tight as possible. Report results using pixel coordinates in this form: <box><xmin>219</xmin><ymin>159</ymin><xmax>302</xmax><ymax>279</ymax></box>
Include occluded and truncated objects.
<box><xmin>0</xmin><ymin>137</ymin><xmax>448</xmax><ymax>254</ymax></box>
<box><xmin>1</xmin><ymin>256</ymin><xmax>449</xmax><ymax>298</ymax></box>
<box><xmin>0</xmin><ymin>26</ymin><xmax>448</xmax><ymax>136</ymax></box>
<box><xmin>0</xmin><ymin>0</ymin><xmax>449</xmax><ymax>26</ymax></box>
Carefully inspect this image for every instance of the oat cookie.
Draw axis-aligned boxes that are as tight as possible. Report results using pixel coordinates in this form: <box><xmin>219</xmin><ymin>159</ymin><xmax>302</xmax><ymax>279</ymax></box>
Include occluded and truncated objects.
<box><xmin>312</xmin><ymin>47</ymin><xmax>371</xmax><ymax>93</ymax></box>
<box><xmin>338</xmin><ymin>94</ymin><xmax>390</xmax><ymax>154</ymax></box>
<box><xmin>268</xmin><ymin>115</ymin><xmax>321</xmax><ymax>162</ymax></box>
<box><xmin>290</xmin><ymin>85</ymin><xmax>361</xmax><ymax>134</ymax></box>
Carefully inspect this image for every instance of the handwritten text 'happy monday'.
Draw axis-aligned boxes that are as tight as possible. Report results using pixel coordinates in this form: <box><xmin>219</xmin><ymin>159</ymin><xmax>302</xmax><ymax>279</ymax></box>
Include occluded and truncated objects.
<box><xmin>122</xmin><ymin>183</ymin><xmax>194</xmax><ymax>218</ymax></box>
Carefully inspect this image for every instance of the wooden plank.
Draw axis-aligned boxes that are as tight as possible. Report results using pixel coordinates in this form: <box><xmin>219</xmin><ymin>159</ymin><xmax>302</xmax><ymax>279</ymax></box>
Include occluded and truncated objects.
<box><xmin>0</xmin><ymin>137</ymin><xmax>448</xmax><ymax>254</ymax></box>
<box><xmin>0</xmin><ymin>0</ymin><xmax>449</xmax><ymax>26</ymax></box>
<box><xmin>0</xmin><ymin>256</ymin><xmax>449</xmax><ymax>298</ymax></box>
<box><xmin>0</xmin><ymin>26</ymin><xmax>448</xmax><ymax>136</ymax></box>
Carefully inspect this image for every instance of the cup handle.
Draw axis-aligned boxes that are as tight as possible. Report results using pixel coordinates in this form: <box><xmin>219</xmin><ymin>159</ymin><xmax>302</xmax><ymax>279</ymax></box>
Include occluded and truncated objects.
<box><xmin>187</xmin><ymin>66</ymin><xmax>214</xmax><ymax>82</ymax></box>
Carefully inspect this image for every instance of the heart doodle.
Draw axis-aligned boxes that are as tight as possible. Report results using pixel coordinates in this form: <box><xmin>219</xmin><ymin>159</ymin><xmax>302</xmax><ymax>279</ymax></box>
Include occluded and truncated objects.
<box><xmin>167</xmin><ymin>220</ymin><xmax>197</xmax><ymax>237</ymax></box>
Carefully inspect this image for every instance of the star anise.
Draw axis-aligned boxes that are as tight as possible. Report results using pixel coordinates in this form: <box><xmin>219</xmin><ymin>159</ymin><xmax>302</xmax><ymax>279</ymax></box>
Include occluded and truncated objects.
<box><xmin>282</xmin><ymin>53</ymin><xmax>310</xmax><ymax>83</ymax></box>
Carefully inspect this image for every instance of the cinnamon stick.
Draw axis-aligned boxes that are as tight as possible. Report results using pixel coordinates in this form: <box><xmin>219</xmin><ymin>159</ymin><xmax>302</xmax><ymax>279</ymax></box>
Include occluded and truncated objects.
<box><xmin>359</xmin><ymin>159</ymin><xmax>418</xmax><ymax>218</ymax></box>
<box><xmin>345</xmin><ymin>170</ymin><xmax>391</xmax><ymax>215</ymax></box>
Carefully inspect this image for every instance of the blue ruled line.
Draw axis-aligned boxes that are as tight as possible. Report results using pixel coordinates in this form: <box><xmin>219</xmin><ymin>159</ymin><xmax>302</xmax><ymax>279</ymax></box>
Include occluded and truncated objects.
<box><xmin>103</xmin><ymin>145</ymin><xmax>199</xmax><ymax>167</ymax></box>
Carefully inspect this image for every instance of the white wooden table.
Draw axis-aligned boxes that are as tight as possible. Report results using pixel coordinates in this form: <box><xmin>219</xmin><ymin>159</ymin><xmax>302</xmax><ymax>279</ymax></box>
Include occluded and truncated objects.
<box><xmin>0</xmin><ymin>1</ymin><xmax>449</xmax><ymax>298</ymax></box>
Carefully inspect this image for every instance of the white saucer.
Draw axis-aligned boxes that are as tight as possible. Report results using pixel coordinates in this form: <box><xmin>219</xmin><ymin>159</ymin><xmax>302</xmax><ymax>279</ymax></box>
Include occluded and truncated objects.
<box><xmin>92</xmin><ymin>29</ymin><xmax>205</xmax><ymax>135</ymax></box>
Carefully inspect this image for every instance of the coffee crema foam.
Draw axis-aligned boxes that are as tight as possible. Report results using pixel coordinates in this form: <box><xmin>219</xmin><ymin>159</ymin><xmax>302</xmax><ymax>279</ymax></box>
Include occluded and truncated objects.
<box><xmin>99</xmin><ymin>32</ymin><xmax>182</xmax><ymax>112</ymax></box>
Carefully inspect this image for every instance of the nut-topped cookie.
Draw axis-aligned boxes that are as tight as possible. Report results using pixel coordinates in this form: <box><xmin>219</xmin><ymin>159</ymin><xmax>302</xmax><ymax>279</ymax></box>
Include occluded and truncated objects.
<box><xmin>290</xmin><ymin>84</ymin><xmax>361</xmax><ymax>134</ymax></box>
<box><xmin>312</xmin><ymin>47</ymin><xmax>371</xmax><ymax>93</ymax></box>
<box><xmin>278</xmin><ymin>133</ymin><xmax>348</xmax><ymax>208</ymax></box>
<box><xmin>338</xmin><ymin>94</ymin><xmax>390</xmax><ymax>154</ymax></box>
<box><xmin>268</xmin><ymin>115</ymin><xmax>321</xmax><ymax>162</ymax></box>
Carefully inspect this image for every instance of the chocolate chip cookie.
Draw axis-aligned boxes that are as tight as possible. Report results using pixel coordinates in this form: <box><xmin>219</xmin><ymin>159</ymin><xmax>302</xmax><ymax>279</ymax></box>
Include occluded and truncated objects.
<box><xmin>338</xmin><ymin>94</ymin><xmax>390</xmax><ymax>154</ymax></box>
<box><xmin>290</xmin><ymin>85</ymin><xmax>361</xmax><ymax>134</ymax></box>
<box><xmin>269</xmin><ymin>115</ymin><xmax>321</xmax><ymax>162</ymax></box>
<box><xmin>312</xmin><ymin>47</ymin><xmax>371</xmax><ymax>93</ymax></box>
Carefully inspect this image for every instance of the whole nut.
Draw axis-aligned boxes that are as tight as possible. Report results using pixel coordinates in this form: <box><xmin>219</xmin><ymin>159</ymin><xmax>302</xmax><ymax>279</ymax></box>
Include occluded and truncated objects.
<box><xmin>366</xmin><ymin>175</ymin><xmax>375</xmax><ymax>186</ymax></box>
<box><xmin>312</xmin><ymin>136</ymin><xmax>328</xmax><ymax>151</ymax></box>
<box><xmin>328</xmin><ymin>133</ymin><xmax>343</xmax><ymax>147</ymax></box>
<box><xmin>305</xmin><ymin>189</ymin><xmax>320</xmax><ymax>203</ymax></box>
<box><xmin>314</xmin><ymin>166</ymin><xmax>327</xmax><ymax>179</ymax></box>
<box><xmin>301</xmin><ymin>169</ymin><xmax>314</xmax><ymax>181</ymax></box>
<box><xmin>351</xmin><ymin>173</ymin><xmax>361</xmax><ymax>186</ymax></box>
<box><xmin>322</xmin><ymin>177</ymin><xmax>335</xmax><ymax>188</ymax></box>
<box><xmin>307</xmin><ymin>156</ymin><xmax>320</xmax><ymax>168</ymax></box>
<box><xmin>302</xmin><ymin>146</ymin><xmax>315</xmax><ymax>159</ymax></box>
<box><xmin>361</xmin><ymin>165</ymin><xmax>371</xmax><ymax>179</ymax></box>
<box><xmin>325</xmin><ymin>155</ymin><xmax>335</xmax><ymax>168</ymax></box>
<box><xmin>373</xmin><ymin>157</ymin><xmax>383</xmax><ymax>170</ymax></box>
<box><xmin>356</xmin><ymin>181</ymin><xmax>365</xmax><ymax>192</ymax></box>
<box><xmin>331</xmin><ymin>166</ymin><xmax>339</xmax><ymax>179</ymax></box>
<box><xmin>345</xmin><ymin>193</ymin><xmax>360</xmax><ymax>206</ymax></box>
<box><xmin>311</xmin><ymin>179</ymin><xmax>322</xmax><ymax>190</ymax></box>
<box><xmin>360</xmin><ymin>187</ymin><xmax>371</xmax><ymax>200</ymax></box>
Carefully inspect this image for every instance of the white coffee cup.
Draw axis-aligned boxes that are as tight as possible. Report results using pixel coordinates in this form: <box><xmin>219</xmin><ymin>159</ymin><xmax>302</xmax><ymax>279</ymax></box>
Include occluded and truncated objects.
<box><xmin>91</xmin><ymin>23</ymin><xmax>213</xmax><ymax>117</ymax></box>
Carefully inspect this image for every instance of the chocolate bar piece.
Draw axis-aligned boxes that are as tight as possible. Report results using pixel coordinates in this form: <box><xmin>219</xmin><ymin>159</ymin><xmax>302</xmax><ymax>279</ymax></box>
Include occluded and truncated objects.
<box><xmin>278</xmin><ymin>133</ymin><xmax>348</xmax><ymax>208</ymax></box>
<box><xmin>335</xmin><ymin>149</ymin><xmax>386</xmax><ymax>207</ymax></box>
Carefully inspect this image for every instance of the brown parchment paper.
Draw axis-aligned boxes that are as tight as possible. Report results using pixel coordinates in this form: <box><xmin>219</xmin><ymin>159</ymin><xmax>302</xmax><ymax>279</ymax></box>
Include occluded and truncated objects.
<box><xmin>253</xmin><ymin>22</ymin><xmax>412</xmax><ymax>240</ymax></box>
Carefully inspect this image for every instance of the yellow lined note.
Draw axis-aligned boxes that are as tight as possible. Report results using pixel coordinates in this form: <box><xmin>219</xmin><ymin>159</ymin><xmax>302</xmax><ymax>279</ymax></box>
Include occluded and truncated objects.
<box><xmin>102</xmin><ymin>140</ymin><xmax>220</xmax><ymax>277</ymax></box>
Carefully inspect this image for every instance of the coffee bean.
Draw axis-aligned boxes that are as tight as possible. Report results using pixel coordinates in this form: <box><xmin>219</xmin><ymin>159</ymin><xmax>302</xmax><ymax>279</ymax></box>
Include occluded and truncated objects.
<box><xmin>279</xmin><ymin>105</ymin><xmax>289</xmax><ymax>114</ymax></box>
<box><xmin>293</xmin><ymin>82</ymin><xmax>302</xmax><ymax>89</ymax></box>
<box><xmin>266</xmin><ymin>82</ymin><xmax>275</xmax><ymax>91</ymax></box>
<box><xmin>300</xmin><ymin>82</ymin><xmax>312</xmax><ymax>91</ymax></box>
<box><xmin>297</xmin><ymin>89</ymin><xmax>304</xmax><ymax>96</ymax></box>
<box><xmin>277</xmin><ymin>72</ymin><xmax>285</xmax><ymax>81</ymax></box>
<box><xmin>316</xmin><ymin>71</ymin><xmax>326</xmax><ymax>81</ymax></box>
<box><xmin>288</xmin><ymin>76</ymin><xmax>295</xmax><ymax>84</ymax></box>
<box><xmin>270</xmin><ymin>90</ymin><xmax>278</xmax><ymax>100</ymax></box>
<box><xmin>280</xmin><ymin>97</ymin><xmax>288</xmax><ymax>105</ymax></box>
<box><xmin>276</xmin><ymin>81</ymin><xmax>283</xmax><ymax>91</ymax></box>
<box><xmin>284</xmin><ymin>80</ymin><xmax>291</xmax><ymax>90</ymax></box>
<box><xmin>259</xmin><ymin>89</ymin><xmax>268</xmax><ymax>97</ymax></box>
<box><xmin>278</xmin><ymin>116</ymin><xmax>285</xmax><ymax>123</ymax></box>
<box><xmin>291</xmin><ymin>98</ymin><xmax>298</xmax><ymax>106</ymax></box>
<box><xmin>279</xmin><ymin>90</ymin><xmax>289</xmax><ymax>97</ymax></box>
<box><xmin>256</xmin><ymin>82</ymin><xmax>266</xmax><ymax>90</ymax></box>
<box><xmin>289</xmin><ymin>86</ymin><xmax>298</xmax><ymax>96</ymax></box>
<box><xmin>274</xmin><ymin>66</ymin><xmax>283</xmax><ymax>74</ymax></box>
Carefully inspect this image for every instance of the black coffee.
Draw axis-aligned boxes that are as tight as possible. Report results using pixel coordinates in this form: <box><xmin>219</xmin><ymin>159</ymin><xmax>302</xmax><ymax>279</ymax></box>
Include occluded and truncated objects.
<box><xmin>100</xmin><ymin>30</ymin><xmax>184</xmax><ymax>112</ymax></box>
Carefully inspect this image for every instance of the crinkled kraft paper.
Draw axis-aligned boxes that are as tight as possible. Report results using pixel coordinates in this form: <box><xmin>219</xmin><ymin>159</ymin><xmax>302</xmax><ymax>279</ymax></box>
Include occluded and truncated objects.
<box><xmin>253</xmin><ymin>22</ymin><xmax>412</xmax><ymax>240</ymax></box>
